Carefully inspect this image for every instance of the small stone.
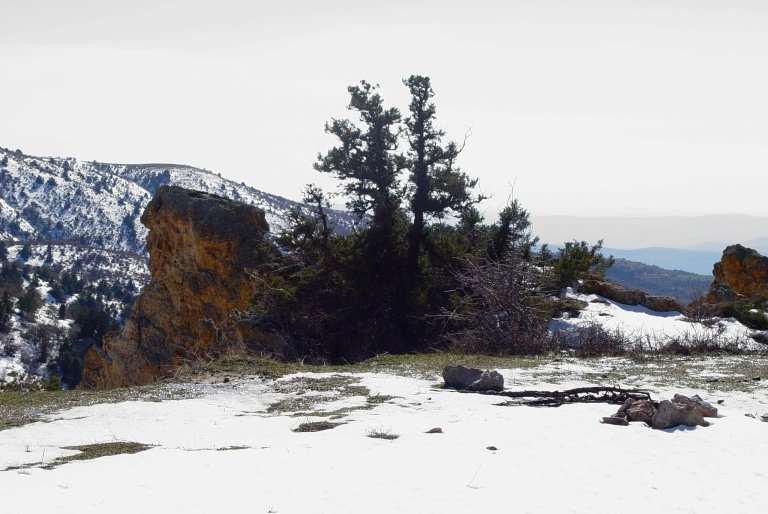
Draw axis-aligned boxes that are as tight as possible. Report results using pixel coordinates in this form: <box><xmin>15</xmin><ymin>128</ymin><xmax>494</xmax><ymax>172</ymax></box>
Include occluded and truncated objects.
<box><xmin>717</xmin><ymin>399</ymin><xmax>724</xmax><ymax>405</ymax></box>
<box><xmin>486</xmin><ymin>446</ymin><xmax>498</xmax><ymax>451</ymax></box>
<box><xmin>745</xmin><ymin>413</ymin><xmax>756</xmax><ymax>419</ymax></box>
<box><xmin>425</xmin><ymin>427</ymin><xmax>443</xmax><ymax>434</ymax></box>
<box><xmin>601</xmin><ymin>416</ymin><xmax>629</xmax><ymax>426</ymax></box>
<box><xmin>753</xmin><ymin>377</ymin><xmax>761</xmax><ymax>381</ymax></box>
<box><xmin>223</xmin><ymin>377</ymin><xmax>230</xmax><ymax>383</ymax></box>
<box><xmin>761</xmin><ymin>414</ymin><xmax>768</xmax><ymax>423</ymax></box>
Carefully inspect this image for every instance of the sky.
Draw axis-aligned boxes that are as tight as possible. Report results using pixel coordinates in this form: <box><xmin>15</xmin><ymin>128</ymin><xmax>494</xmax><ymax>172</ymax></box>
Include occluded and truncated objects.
<box><xmin>1</xmin><ymin>0</ymin><xmax>767</xmax><ymax>218</ymax></box>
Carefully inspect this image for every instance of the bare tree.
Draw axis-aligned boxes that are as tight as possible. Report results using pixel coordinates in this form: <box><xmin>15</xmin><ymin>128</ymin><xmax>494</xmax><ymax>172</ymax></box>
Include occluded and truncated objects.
<box><xmin>439</xmin><ymin>240</ymin><xmax>553</xmax><ymax>354</ymax></box>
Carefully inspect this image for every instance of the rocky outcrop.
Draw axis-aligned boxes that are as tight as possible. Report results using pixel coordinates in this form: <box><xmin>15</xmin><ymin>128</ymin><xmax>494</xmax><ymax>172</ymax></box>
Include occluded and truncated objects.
<box><xmin>580</xmin><ymin>279</ymin><xmax>683</xmax><ymax>312</ymax></box>
<box><xmin>706</xmin><ymin>245</ymin><xmax>768</xmax><ymax>302</ymax></box>
<box><xmin>81</xmin><ymin>186</ymin><xmax>272</xmax><ymax>389</ymax></box>
<box><xmin>442</xmin><ymin>365</ymin><xmax>504</xmax><ymax>392</ymax></box>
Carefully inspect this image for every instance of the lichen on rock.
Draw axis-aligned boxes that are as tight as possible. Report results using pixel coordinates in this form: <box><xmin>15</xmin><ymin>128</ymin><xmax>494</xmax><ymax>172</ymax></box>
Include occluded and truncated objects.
<box><xmin>81</xmin><ymin>186</ymin><xmax>273</xmax><ymax>389</ymax></box>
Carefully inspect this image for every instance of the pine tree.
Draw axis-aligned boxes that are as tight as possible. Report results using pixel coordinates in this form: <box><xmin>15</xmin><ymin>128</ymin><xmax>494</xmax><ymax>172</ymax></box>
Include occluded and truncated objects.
<box><xmin>402</xmin><ymin>75</ymin><xmax>483</xmax><ymax>272</ymax></box>
<box><xmin>315</xmin><ymin>80</ymin><xmax>405</xmax><ymax>262</ymax></box>
<box><xmin>19</xmin><ymin>243</ymin><xmax>32</xmax><ymax>261</ymax></box>
<box><xmin>0</xmin><ymin>291</ymin><xmax>14</xmax><ymax>331</ymax></box>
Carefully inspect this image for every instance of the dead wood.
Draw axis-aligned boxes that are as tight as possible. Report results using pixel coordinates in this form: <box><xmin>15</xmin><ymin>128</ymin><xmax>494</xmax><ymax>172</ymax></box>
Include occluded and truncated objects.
<box><xmin>459</xmin><ymin>386</ymin><xmax>653</xmax><ymax>408</ymax></box>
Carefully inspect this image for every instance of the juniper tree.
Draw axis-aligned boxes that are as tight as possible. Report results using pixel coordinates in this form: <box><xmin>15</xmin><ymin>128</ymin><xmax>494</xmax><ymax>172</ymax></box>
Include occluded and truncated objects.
<box><xmin>315</xmin><ymin>80</ymin><xmax>405</xmax><ymax>260</ymax></box>
<box><xmin>402</xmin><ymin>75</ymin><xmax>482</xmax><ymax>272</ymax></box>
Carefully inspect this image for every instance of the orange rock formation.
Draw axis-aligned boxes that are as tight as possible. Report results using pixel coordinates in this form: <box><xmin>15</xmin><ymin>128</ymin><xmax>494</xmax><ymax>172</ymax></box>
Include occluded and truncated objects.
<box><xmin>81</xmin><ymin>186</ymin><xmax>271</xmax><ymax>389</ymax></box>
<box><xmin>707</xmin><ymin>244</ymin><xmax>768</xmax><ymax>302</ymax></box>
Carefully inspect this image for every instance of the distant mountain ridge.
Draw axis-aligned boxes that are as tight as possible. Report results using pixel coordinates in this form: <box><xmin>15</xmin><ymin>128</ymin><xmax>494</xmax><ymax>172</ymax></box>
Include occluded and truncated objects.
<box><xmin>0</xmin><ymin>147</ymin><xmax>357</xmax><ymax>255</ymax></box>
<box><xmin>602</xmin><ymin>247</ymin><xmax>720</xmax><ymax>276</ymax></box>
<box><xmin>604</xmin><ymin>258</ymin><xmax>712</xmax><ymax>305</ymax></box>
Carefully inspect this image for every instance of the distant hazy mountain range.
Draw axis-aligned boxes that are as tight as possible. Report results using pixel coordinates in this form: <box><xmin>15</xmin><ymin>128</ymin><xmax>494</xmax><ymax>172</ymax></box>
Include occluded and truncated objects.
<box><xmin>535</xmin><ymin>215</ymin><xmax>767</xmax><ymax>252</ymax></box>
<box><xmin>534</xmin><ymin>214</ymin><xmax>768</xmax><ymax>275</ymax></box>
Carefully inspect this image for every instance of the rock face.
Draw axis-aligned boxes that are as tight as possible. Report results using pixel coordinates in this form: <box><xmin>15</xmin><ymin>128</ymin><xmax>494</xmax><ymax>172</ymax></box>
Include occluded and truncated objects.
<box><xmin>81</xmin><ymin>186</ymin><xmax>272</xmax><ymax>389</ymax></box>
<box><xmin>580</xmin><ymin>279</ymin><xmax>683</xmax><ymax>313</ymax></box>
<box><xmin>707</xmin><ymin>245</ymin><xmax>768</xmax><ymax>302</ymax></box>
<box><xmin>442</xmin><ymin>365</ymin><xmax>504</xmax><ymax>392</ymax></box>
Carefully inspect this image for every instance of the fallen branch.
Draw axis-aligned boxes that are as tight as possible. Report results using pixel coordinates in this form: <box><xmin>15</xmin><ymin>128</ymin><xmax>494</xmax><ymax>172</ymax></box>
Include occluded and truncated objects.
<box><xmin>464</xmin><ymin>386</ymin><xmax>653</xmax><ymax>408</ymax></box>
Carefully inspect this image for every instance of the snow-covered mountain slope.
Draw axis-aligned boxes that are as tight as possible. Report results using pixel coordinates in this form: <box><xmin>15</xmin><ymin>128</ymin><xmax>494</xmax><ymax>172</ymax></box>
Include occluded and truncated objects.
<box><xmin>0</xmin><ymin>147</ymin><xmax>357</xmax><ymax>254</ymax></box>
<box><xmin>0</xmin><ymin>243</ymin><xmax>147</xmax><ymax>389</ymax></box>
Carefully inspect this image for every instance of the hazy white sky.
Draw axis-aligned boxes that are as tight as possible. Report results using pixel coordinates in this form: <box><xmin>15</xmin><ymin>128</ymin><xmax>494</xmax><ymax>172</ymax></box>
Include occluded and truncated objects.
<box><xmin>1</xmin><ymin>0</ymin><xmax>766</xmax><ymax>217</ymax></box>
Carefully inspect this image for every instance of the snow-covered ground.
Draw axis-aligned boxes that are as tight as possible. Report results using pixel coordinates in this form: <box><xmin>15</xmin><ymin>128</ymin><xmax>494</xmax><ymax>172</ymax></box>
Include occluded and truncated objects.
<box><xmin>2</xmin><ymin>359</ymin><xmax>767</xmax><ymax>513</ymax></box>
<box><xmin>551</xmin><ymin>290</ymin><xmax>765</xmax><ymax>350</ymax></box>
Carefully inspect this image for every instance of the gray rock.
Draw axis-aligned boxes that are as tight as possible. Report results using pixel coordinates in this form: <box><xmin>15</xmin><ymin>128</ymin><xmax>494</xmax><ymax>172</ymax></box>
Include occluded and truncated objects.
<box><xmin>442</xmin><ymin>364</ymin><xmax>504</xmax><ymax>392</ymax></box>
<box><xmin>625</xmin><ymin>400</ymin><xmax>656</xmax><ymax>425</ymax></box>
<box><xmin>675</xmin><ymin>394</ymin><xmax>718</xmax><ymax>418</ymax></box>
<box><xmin>601</xmin><ymin>416</ymin><xmax>629</xmax><ymax>426</ymax></box>
<box><xmin>652</xmin><ymin>397</ymin><xmax>711</xmax><ymax>430</ymax></box>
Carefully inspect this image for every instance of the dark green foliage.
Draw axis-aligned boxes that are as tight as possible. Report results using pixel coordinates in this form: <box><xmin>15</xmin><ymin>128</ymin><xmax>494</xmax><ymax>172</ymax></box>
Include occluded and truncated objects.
<box><xmin>486</xmin><ymin>199</ymin><xmax>537</xmax><ymax>262</ymax></box>
<box><xmin>252</xmin><ymin>76</ymin><xmax>616</xmax><ymax>361</ymax></box>
<box><xmin>551</xmin><ymin>240</ymin><xmax>614</xmax><ymax>291</ymax></box>
<box><xmin>45</xmin><ymin>372</ymin><xmax>62</xmax><ymax>391</ymax></box>
<box><xmin>0</xmin><ymin>291</ymin><xmax>12</xmax><ymax>331</ymax></box>
<box><xmin>402</xmin><ymin>75</ymin><xmax>483</xmax><ymax>272</ymax></box>
<box><xmin>715</xmin><ymin>298</ymin><xmax>768</xmax><ymax>331</ymax></box>
<box><xmin>55</xmin><ymin>340</ymin><xmax>83</xmax><ymax>386</ymax></box>
<box><xmin>0</xmin><ymin>240</ymin><xmax>7</xmax><ymax>261</ymax></box>
<box><xmin>16</xmin><ymin>284</ymin><xmax>41</xmax><ymax>318</ymax></box>
<box><xmin>67</xmin><ymin>295</ymin><xmax>120</xmax><ymax>341</ymax></box>
<box><xmin>252</xmin><ymin>77</ymin><xmax>486</xmax><ymax>361</ymax></box>
<box><xmin>18</xmin><ymin>244</ymin><xmax>32</xmax><ymax>261</ymax></box>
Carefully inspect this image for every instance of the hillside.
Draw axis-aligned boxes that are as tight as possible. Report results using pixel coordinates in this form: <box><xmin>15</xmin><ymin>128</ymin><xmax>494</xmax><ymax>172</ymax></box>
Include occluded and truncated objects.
<box><xmin>0</xmin><ymin>147</ymin><xmax>356</xmax><ymax>255</ymax></box>
<box><xmin>603</xmin><ymin>247</ymin><xmax>720</xmax><ymax>276</ymax></box>
<box><xmin>0</xmin><ymin>146</ymin><xmax>359</xmax><ymax>388</ymax></box>
<box><xmin>605</xmin><ymin>258</ymin><xmax>712</xmax><ymax>304</ymax></box>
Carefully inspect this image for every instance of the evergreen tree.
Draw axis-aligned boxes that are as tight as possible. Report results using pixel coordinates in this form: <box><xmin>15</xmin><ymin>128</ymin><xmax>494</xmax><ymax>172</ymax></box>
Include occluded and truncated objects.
<box><xmin>487</xmin><ymin>198</ymin><xmax>538</xmax><ymax>262</ymax></box>
<box><xmin>402</xmin><ymin>75</ymin><xmax>482</xmax><ymax>272</ymax></box>
<box><xmin>0</xmin><ymin>240</ymin><xmax>7</xmax><ymax>261</ymax></box>
<box><xmin>315</xmin><ymin>80</ymin><xmax>405</xmax><ymax>262</ymax></box>
<box><xmin>552</xmin><ymin>240</ymin><xmax>614</xmax><ymax>291</ymax></box>
<box><xmin>19</xmin><ymin>243</ymin><xmax>32</xmax><ymax>261</ymax></box>
<box><xmin>0</xmin><ymin>291</ymin><xmax>13</xmax><ymax>331</ymax></box>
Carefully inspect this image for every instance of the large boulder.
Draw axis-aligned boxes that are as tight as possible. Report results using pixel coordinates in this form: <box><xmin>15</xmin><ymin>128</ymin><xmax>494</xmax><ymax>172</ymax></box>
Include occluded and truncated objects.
<box><xmin>580</xmin><ymin>279</ymin><xmax>683</xmax><ymax>313</ymax></box>
<box><xmin>651</xmin><ymin>394</ymin><xmax>717</xmax><ymax>430</ymax></box>
<box><xmin>81</xmin><ymin>186</ymin><xmax>274</xmax><ymax>389</ymax></box>
<box><xmin>706</xmin><ymin>245</ymin><xmax>768</xmax><ymax>302</ymax></box>
<box><xmin>442</xmin><ymin>364</ymin><xmax>504</xmax><ymax>392</ymax></box>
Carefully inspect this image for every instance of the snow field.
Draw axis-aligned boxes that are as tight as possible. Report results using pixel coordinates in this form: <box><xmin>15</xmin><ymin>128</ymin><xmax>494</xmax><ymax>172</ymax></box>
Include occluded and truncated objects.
<box><xmin>1</xmin><ymin>367</ymin><xmax>767</xmax><ymax>513</ymax></box>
